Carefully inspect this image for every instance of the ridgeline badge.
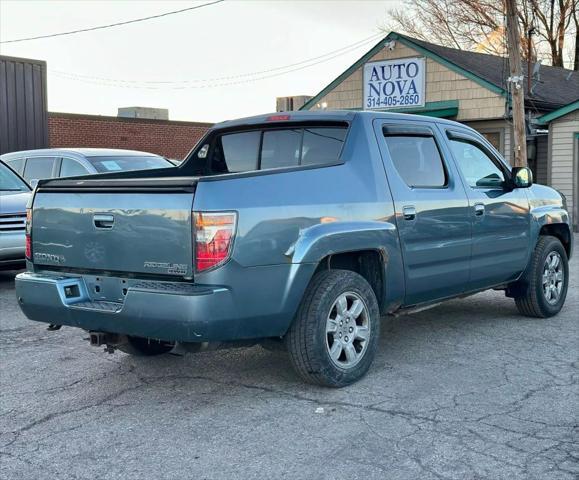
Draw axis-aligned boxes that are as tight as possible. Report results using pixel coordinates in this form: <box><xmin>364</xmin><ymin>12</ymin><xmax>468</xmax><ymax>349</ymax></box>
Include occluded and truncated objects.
<box><xmin>144</xmin><ymin>261</ymin><xmax>188</xmax><ymax>275</ymax></box>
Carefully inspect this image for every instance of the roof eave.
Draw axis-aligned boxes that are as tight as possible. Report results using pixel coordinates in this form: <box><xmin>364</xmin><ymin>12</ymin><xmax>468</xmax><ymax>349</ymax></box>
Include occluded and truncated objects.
<box><xmin>536</xmin><ymin>100</ymin><xmax>579</xmax><ymax>124</ymax></box>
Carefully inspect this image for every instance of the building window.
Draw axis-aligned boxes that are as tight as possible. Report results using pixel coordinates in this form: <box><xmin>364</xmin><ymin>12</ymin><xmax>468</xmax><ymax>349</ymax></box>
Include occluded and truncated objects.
<box><xmin>479</xmin><ymin>131</ymin><xmax>502</xmax><ymax>152</ymax></box>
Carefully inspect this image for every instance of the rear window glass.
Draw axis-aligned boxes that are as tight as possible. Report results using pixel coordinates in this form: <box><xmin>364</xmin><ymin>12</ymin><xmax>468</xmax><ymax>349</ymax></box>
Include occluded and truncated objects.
<box><xmin>60</xmin><ymin>158</ymin><xmax>89</xmax><ymax>177</ymax></box>
<box><xmin>383</xmin><ymin>136</ymin><xmax>446</xmax><ymax>188</ymax></box>
<box><xmin>261</xmin><ymin>129</ymin><xmax>301</xmax><ymax>170</ymax></box>
<box><xmin>302</xmin><ymin>128</ymin><xmax>347</xmax><ymax>166</ymax></box>
<box><xmin>215</xmin><ymin>131</ymin><xmax>260</xmax><ymax>173</ymax></box>
<box><xmin>206</xmin><ymin>125</ymin><xmax>347</xmax><ymax>175</ymax></box>
<box><xmin>87</xmin><ymin>156</ymin><xmax>171</xmax><ymax>173</ymax></box>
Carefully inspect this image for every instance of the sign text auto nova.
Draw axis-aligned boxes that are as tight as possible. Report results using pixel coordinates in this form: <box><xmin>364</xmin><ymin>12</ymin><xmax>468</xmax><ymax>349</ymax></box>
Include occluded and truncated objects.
<box><xmin>363</xmin><ymin>57</ymin><xmax>425</xmax><ymax>110</ymax></box>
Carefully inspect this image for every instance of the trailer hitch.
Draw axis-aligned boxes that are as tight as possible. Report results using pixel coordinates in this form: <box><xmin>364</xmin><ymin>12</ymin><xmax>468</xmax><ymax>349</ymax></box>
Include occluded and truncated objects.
<box><xmin>88</xmin><ymin>332</ymin><xmax>121</xmax><ymax>354</ymax></box>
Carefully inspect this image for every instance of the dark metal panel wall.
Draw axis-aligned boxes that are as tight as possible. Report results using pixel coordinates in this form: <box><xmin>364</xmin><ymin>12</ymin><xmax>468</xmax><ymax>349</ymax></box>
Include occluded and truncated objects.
<box><xmin>0</xmin><ymin>55</ymin><xmax>48</xmax><ymax>155</ymax></box>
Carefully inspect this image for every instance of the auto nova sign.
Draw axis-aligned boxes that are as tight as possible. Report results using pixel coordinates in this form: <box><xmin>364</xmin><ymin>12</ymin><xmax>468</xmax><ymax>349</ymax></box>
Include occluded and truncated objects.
<box><xmin>363</xmin><ymin>57</ymin><xmax>425</xmax><ymax>110</ymax></box>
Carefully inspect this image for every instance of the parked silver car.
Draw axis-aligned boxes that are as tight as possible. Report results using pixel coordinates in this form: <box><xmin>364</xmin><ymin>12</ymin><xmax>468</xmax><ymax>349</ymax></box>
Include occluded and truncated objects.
<box><xmin>0</xmin><ymin>148</ymin><xmax>173</xmax><ymax>185</ymax></box>
<box><xmin>0</xmin><ymin>161</ymin><xmax>31</xmax><ymax>270</ymax></box>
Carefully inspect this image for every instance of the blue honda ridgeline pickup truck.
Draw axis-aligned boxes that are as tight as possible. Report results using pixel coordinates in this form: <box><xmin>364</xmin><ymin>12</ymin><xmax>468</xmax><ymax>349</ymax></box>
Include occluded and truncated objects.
<box><xmin>16</xmin><ymin>111</ymin><xmax>573</xmax><ymax>387</ymax></box>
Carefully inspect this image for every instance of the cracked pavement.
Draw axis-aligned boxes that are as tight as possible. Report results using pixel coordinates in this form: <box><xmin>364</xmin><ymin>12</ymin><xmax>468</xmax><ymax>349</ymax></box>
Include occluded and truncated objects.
<box><xmin>1</xmin><ymin>241</ymin><xmax>577</xmax><ymax>480</ymax></box>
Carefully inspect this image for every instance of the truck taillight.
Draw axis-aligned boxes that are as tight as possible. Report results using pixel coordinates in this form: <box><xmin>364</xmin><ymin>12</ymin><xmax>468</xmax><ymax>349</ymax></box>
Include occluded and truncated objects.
<box><xmin>25</xmin><ymin>208</ymin><xmax>32</xmax><ymax>259</ymax></box>
<box><xmin>194</xmin><ymin>212</ymin><xmax>237</xmax><ymax>272</ymax></box>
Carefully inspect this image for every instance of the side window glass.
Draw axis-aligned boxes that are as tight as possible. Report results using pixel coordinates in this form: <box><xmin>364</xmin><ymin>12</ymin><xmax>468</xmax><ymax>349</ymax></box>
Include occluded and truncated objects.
<box><xmin>213</xmin><ymin>131</ymin><xmax>260</xmax><ymax>173</ymax></box>
<box><xmin>449</xmin><ymin>139</ymin><xmax>505</xmax><ymax>188</ymax></box>
<box><xmin>301</xmin><ymin>128</ymin><xmax>346</xmax><ymax>166</ymax></box>
<box><xmin>23</xmin><ymin>157</ymin><xmax>56</xmax><ymax>181</ymax></box>
<box><xmin>60</xmin><ymin>158</ymin><xmax>89</xmax><ymax>177</ymax></box>
<box><xmin>7</xmin><ymin>158</ymin><xmax>25</xmax><ymax>175</ymax></box>
<box><xmin>383</xmin><ymin>135</ymin><xmax>446</xmax><ymax>188</ymax></box>
<box><xmin>261</xmin><ymin>129</ymin><xmax>301</xmax><ymax>169</ymax></box>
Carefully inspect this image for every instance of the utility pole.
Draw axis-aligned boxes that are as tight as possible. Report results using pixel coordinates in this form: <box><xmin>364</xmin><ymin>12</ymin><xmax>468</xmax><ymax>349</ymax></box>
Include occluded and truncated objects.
<box><xmin>527</xmin><ymin>25</ymin><xmax>534</xmax><ymax>92</ymax></box>
<box><xmin>505</xmin><ymin>0</ymin><xmax>527</xmax><ymax>167</ymax></box>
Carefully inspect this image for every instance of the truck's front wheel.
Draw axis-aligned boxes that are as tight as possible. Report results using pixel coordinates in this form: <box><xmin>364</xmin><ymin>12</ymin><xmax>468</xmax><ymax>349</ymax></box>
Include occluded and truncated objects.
<box><xmin>514</xmin><ymin>235</ymin><xmax>569</xmax><ymax>318</ymax></box>
<box><xmin>286</xmin><ymin>270</ymin><xmax>380</xmax><ymax>387</ymax></box>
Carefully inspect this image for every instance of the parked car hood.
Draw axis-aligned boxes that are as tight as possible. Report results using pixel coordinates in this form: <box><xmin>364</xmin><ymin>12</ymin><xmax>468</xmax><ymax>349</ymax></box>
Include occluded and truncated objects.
<box><xmin>0</xmin><ymin>191</ymin><xmax>30</xmax><ymax>214</ymax></box>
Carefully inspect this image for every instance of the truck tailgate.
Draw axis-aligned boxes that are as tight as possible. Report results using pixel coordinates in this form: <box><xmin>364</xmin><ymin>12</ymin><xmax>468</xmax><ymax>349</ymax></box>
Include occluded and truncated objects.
<box><xmin>31</xmin><ymin>190</ymin><xmax>194</xmax><ymax>278</ymax></box>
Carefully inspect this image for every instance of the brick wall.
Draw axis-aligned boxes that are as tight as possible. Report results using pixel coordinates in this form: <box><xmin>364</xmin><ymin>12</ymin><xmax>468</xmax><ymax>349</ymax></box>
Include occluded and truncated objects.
<box><xmin>48</xmin><ymin>112</ymin><xmax>212</xmax><ymax>160</ymax></box>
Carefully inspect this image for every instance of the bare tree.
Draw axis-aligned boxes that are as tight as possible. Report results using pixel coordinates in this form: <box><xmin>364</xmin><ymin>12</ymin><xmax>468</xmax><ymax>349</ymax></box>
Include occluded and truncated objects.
<box><xmin>386</xmin><ymin>0</ymin><xmax>578</xmax><ymax>68</ymax></box>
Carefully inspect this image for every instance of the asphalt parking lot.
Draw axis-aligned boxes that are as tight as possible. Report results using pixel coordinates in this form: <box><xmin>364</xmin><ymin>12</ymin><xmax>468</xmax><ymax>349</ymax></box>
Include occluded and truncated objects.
<box><xmin>1</xmin><ymin>241</ymin><xmax>577</xmax><ymax>480</ymax></box>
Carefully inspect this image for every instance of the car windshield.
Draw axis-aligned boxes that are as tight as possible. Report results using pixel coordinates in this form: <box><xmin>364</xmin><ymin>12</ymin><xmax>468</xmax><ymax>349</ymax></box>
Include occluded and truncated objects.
<box><xmin>86</xmin><ymin>155</ymin><xmax>172</xmax><ymax>173</ymax></box>
<box><xmin>0</xmin><ymin>162</ymin><xmax>30</xmax><ymax>191</ymax></box>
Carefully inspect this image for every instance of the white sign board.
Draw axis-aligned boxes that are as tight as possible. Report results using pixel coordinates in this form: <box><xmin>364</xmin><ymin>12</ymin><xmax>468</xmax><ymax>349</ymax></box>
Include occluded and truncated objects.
<box><xmin>363</xmin><ymin>57</ymin><xmax>425</xmax><ymax>110</ymax></box>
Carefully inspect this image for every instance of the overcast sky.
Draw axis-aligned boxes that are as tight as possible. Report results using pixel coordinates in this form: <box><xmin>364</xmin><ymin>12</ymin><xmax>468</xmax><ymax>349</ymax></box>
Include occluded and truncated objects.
<box><xmin>0</xmin><ymin>1</ymin><xmax>402</xmax><ymax>122</ymax></box>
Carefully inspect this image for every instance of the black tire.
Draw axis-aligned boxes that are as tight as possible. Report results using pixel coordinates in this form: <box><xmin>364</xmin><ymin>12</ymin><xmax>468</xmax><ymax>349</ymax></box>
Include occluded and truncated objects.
<box><xmin>286</xmin><ymin>269</ymin><xmax>380</xmax><ymax>387</ymax></box>
<box><xmin>116</xmin><ymin>336</ymin><xmax>174</xmax><ymax>356</ymax></box>
<box><xmin>514</xmin><ymin>235</ymin><xmax>569</xmax><ymax>318</ymax></box>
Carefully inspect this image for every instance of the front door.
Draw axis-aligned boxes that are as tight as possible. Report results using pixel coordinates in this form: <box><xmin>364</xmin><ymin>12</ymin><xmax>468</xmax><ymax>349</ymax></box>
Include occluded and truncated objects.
<box><xmin>374</xmin><ymin>120</ymin><xmax>471</xmax><ymax>306</ymax></box>
<box><xmin>443</xmin><ymin>128</ymin><xmax>531</xmax><ymax>291</ymax></box>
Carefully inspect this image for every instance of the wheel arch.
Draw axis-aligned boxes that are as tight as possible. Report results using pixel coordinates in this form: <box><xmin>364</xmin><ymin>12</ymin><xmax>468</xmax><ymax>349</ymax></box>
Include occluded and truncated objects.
<box><xmin>538</xmin><ymin>223</ymin><xmax>572</xmax><ymax>258</ymax></box>
<box><xmin>286</xmin><ymin>221</ymin><xmax>405</xmax><ymax>316</ymax></box>
<box><xmin>314</xmin><ymin>249</ymin><xmax>388</xmax><ymax>314</ymax></box>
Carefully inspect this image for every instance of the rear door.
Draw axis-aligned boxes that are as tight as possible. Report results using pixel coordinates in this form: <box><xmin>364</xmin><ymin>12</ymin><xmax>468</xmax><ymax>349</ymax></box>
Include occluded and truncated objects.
<box><xmin>443</xmin><ymin>128</ymin><xmax>531</xmax><ymax>289</ymax></box>
<box><xmin>374</xmin><ymin>120</ymin><xmax>471</xmax><ymax>305</ymax></box>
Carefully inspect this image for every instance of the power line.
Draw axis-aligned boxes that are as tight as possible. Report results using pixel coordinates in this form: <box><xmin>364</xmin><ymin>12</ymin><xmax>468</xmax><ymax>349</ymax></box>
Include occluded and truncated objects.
<box><xmin>49</xmin><ymin>33</ymin><xmax>384</xmax><ymax>86</ymax></box>
<box><xmin>49</xmin><ymin>33</ymin><xmax>386</xmax><ymax>89</ymax></box>
<box><xmin>0</xmin><ymin>0</ymin><xmax>225</xmax><ymax>44</ymax></box>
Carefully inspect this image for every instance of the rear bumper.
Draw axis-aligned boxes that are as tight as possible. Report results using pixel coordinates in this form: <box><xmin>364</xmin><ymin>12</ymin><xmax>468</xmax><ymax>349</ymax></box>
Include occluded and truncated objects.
<box><xmin>15</xmin><ymin>264</ymin><xmax>315</xmax><ymax>342</ymax></box>
<box><xmin>16</xmin><ymin>272</ymin><xmax>241</xmax><ymax>342</ymax></box>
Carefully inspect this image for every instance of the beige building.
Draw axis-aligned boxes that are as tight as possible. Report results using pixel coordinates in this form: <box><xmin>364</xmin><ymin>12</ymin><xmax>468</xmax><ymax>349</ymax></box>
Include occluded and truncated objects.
<box><xmin>276</xmin><ymin>95</ymin><xmax>313</xmax><ymax>112</ymax></box>
<box><xmin>296</xmin><ymin>32</ymin><xmax>579</xmax><ymax>231</ymax></box>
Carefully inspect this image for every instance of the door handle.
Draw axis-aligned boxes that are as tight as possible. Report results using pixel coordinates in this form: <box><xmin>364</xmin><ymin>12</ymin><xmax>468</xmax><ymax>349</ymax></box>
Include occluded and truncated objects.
<box><xmin>403</xmin><ymin>206</ymin><xmax>416</xmax><ymax>221</ymax></box>
<box><xmin>474</xmin><ymin>203</ymin><xmax>485</xmax><ymax>216</ymax></box>
<box><xmin>93</xmin><ymin>214</ymin><xmax>114</xmax><ymax>229</ymax></box>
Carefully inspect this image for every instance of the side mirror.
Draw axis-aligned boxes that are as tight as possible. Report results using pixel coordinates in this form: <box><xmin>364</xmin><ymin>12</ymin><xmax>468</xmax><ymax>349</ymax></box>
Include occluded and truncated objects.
<box><xmin>29</xmin><ymin>179</ymin><xmax>39</xmax><ymax>189</ymax></box>
<box><xmin>511</xmin><ymin>166</ymin><xmax>533</xmax><ymax>188</ymax></box>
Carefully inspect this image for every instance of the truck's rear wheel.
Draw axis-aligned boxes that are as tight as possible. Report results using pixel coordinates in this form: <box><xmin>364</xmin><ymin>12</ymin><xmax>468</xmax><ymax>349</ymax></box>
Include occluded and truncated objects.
<box><xmin>116</xmin><ymin>336</ymin><xmax>174</xmax><ymax>356</ymax></box>
<box><xmin>514</xmin><ymin>235</ymin><xmax>569</xmax><ymax>318</ymax></box>
<box><xmin>286</xmin><ymin>270</ymin><xmax>380</xmax><ymax>387</ymax></box>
